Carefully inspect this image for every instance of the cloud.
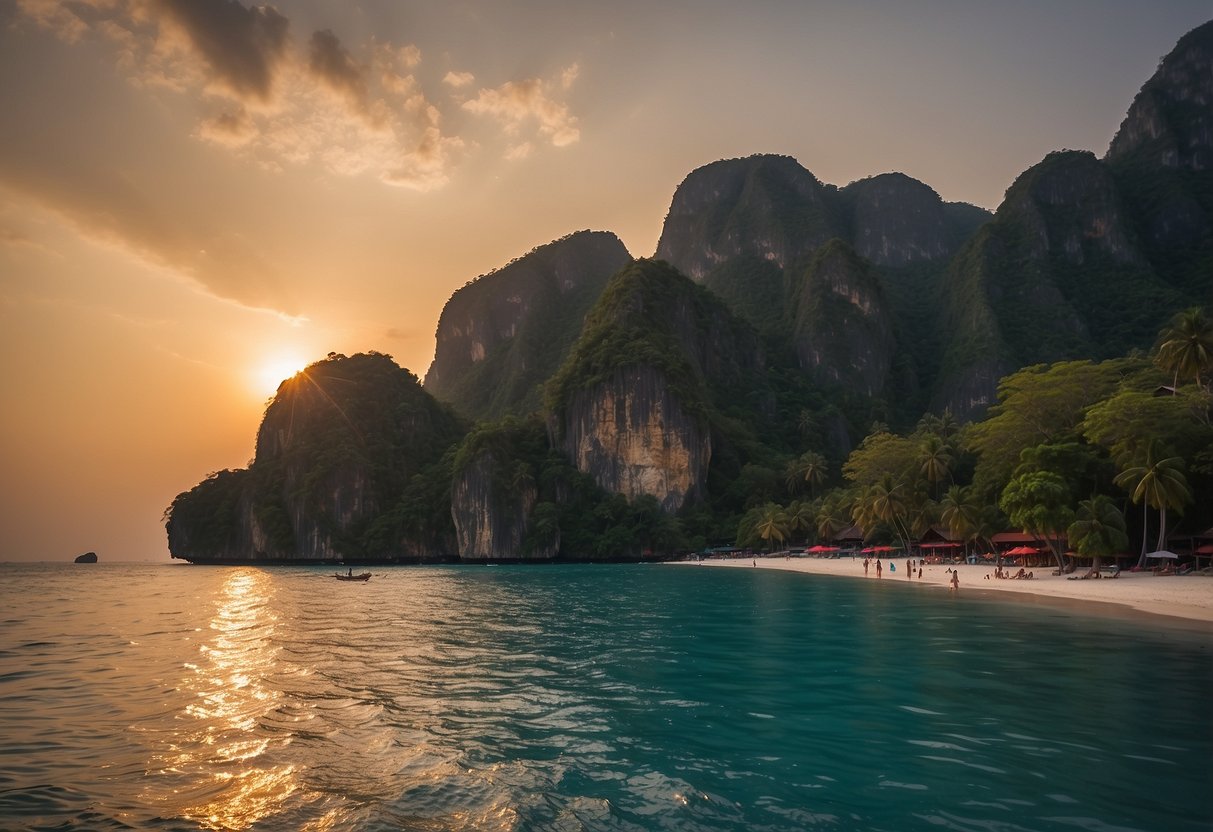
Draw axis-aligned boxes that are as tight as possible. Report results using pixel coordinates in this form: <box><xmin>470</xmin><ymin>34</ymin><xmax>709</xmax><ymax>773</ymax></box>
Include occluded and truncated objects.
<box><xmin>10</xmin><ymin>0</ymin><xmax>581</xmax><ymax>190</ymax></box>
<box><xmin>308</xmin><ymin>28</ymin><xmax>369</xmax><ymax>114</ymax></box>
<box><xmin>462</xmin><ymin>66</ymin><xmax>581</xmax><ymax>149</ymax></box>
<box><xmin>197</xmin><ymin>106</ymin><xmax>257</xmax><ymax>146</ymax></box>
<box><xmin>443</xmin><ymin>70</ymin><xmax>474</xmax><ymax>88</ymax></box>
<box><xmin>153</xmin><ymin>0</ymin><xmax>289</xmax><ymax>103</ymax></box>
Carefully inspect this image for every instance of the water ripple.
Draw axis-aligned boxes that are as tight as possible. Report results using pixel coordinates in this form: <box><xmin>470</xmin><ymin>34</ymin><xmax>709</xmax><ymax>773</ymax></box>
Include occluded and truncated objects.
<box><xmin>0</xmin><ymin>563</ymin><xmax>1210</xmax><ymax>831</ymax></box>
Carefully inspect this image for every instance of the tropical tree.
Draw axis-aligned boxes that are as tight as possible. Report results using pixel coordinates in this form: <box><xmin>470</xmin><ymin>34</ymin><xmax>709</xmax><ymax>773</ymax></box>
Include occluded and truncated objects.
<box><xmin>917</xmin><ymin>434</ymin><xmax>953</xmax><ymax>497</ymax></box>
<box><xmin>940</xmin><ymin>484</ymin><xmax>980</xmax><ymax>553</ymax></box>
<box><xmin>1155</xmin><ymin>306</ymin><xmax>1213</xmax><ymax>390</ymax></box>
<box><xmin>966</xmin><ymin>358</ymin><xmax>1137</xmax><ymax>500</ymax></box>
<box><xmin>785</xmin><ymin>499</ymin><xmax>816</xmax><ymax>545</ymax></box>
<box><xmin>785</xmin><ymin>451</ymin><xmax>829</xmax><ymax>496</ymax></box>
<box><xmin>1066</xmin><ymin>495</ymin><xmax>1129</xmax><ymax>575</ymax></box>
<box><xmin>865</xmin><ymin>474</ymin><xmax>914</xmax><ymax>553</ymax></box>
<box><xmin>754</xmin><ymin>503</ymin><xmax>790</xmax><ymax>552</ymax></box>
<box><xmin>1113</xmin><ymin>442</ymin><xmax>1192</xmax><ymax>566</ymax></box>
<box><xmin>817</xmin><ymin>492</ymin><xmax>851</xmax><ymax>543</ymax></box>
<box><xmin>999</xmin><ymin>470</ymin><xmax>1074</xmax><ymax>571</ymax></box>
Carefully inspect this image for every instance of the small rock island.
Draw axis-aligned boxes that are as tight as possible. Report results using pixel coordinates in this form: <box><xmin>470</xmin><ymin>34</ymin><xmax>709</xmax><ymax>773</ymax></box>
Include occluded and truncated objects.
<box><xmin>74</xmin><ymin>551</ymin><xmax>98</xmax><ymax>563</ymax></box>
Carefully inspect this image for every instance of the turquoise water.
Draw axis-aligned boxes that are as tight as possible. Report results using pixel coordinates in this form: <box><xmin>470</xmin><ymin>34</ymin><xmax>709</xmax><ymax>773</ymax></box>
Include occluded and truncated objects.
<box><xmin>0</xmin><ymin>562</ymin><xmax>1209</xmax><ymax>831</ymax></box>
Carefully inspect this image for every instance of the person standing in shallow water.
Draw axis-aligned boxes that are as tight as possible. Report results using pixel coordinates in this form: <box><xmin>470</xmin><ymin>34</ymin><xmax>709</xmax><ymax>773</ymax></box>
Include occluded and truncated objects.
<box><xmin>950</xmin><ymin>570</ymin><xmax>959</xmax><ymax>592</ymax></box>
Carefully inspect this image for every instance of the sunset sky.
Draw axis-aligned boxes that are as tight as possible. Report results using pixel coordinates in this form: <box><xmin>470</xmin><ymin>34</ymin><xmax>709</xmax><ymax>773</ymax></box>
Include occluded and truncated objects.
<box><xmin>1</xmin><ymin>1</ymin><xmax>1209</xmax><ymax>562</ymax></box>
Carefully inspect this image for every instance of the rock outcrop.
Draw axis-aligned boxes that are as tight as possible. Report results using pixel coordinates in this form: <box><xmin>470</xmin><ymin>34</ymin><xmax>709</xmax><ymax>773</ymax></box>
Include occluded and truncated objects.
<box><xmin>73</xmin><ymin>552</ymin><xmax>97</xmax><ymax>563</ymax></box>
<box><xmin>790</xmin><ymin>240</ymin><xmax>898</xmax><ymax>396</ymax></box>
<box><xmin>451</xmin><ymin>448</ymin><xmax>544</xmax><ymax>559</ymax></box>
<box><xmin>424</xmin><ymin>230</ymin><xmax>631</xmax><ymax>419</ymax></box>
<box><xmin>547</xmin><ymin>259</ymin><xmax>766</xmax><ymax>513</ymax></box>
<box><xmin>167</xmin><ymin>353</ymin><xmax>465</xmax><ymax>563</ymax></box>
<box><xmin>841</xmin><ymin>172</ymin><xmax>987</xmax><ymax>267</ymax></box>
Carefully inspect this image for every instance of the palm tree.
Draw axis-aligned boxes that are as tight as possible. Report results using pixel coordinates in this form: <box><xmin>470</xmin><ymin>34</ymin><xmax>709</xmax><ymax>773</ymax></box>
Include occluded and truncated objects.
<box><xmin>817</xmin><ymin>493</ymin><xmax>850</xmax><ymax>543</ymax></box>
<box><xmin>785</xmin><ymin>451</ymin><xmax>828</xmax><ymax>496</ymax></box>
<box><xmin>866</xmin><ymin>475</ymin><xmax>914</xmax><ymax>553</ymax></box>
<box><xmin>940</xmin><ymin>484</ymin><xmax>979</xmax><ymax>553</ymax></box>
<box><xmin>1155</xmin><ymin>306</ymin><xmax>1213</xmax><ymax>390</ymax></box>
<box><xmin>917</xmin><ymin>434</ymin><xmax>953</xmax><ymax>498</ymax></box>
<box><xmin>785</xmin><ymin>500</ymin><xmax>816</xmax><ymax>546</ymax></box>
<box><xmin>1067</xmin><ymin>495</ymin><xmax>1129</xmax><ymax>575</ymax></box>
<box><xmin>849</xmin><ymin>485</ymin><xmax>877</xmax><ymax>540</ymax></box>
<box><xmin>1113</xmin><ymin>442</ymin><xmax>1192</xmax><ymax>567</ymax></box>
<box><xmin>755</xmin><ymin>503</ymin><xmax>790</xmax><ymax>552</ymax></box>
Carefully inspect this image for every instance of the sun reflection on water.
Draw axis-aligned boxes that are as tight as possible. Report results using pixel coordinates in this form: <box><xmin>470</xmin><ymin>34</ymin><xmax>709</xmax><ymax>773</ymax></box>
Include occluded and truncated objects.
<box><xmin>145</xmin><ymin>569</ymin><xmax>319</xmax><ymax>830</ymax></box>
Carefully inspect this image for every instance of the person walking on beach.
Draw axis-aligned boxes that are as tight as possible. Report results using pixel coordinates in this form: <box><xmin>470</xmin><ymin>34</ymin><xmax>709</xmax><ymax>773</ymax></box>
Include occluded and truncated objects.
<box><xmin>864</xmin><ymin>558</ymin><xmax>869</xmax><ymax>576</ymax></box>
<box><xmin>906</xmin><ymin>559</ymin><xmax>912</xmax><ymax>579</ymax></box>
<box><xmin>876</xmin><ymin>559</ymin><xmax>882</xmax><ymax>579</ymax></box>
<box><xmin>950</xmin><ymin>570</ymin><xmax>959</xmax><ymax>592</ymax></box>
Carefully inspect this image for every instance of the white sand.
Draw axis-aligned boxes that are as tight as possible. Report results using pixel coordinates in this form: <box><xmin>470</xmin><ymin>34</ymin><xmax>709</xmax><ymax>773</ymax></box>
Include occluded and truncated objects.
<box><xmin>673</xmin><ymin>555</ymin><xmax>1213</xmax><ymax>626</ymax></box>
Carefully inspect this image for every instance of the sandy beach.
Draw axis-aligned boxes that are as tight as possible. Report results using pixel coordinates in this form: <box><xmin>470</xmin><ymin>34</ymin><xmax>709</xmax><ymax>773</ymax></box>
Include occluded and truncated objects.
<box><xmin>674</xmin><ymin>555</ymin><xmax>1213</xmax><ymax>627</ymax></box>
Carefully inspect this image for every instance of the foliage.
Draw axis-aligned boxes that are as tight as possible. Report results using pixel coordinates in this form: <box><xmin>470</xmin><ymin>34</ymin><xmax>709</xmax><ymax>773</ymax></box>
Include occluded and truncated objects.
<box><xmin>1067</xmin><ymin>495</ymin><xmax>1129</xmax><ymax>569</ymax></box>
<box><xmin>1113</xmin><ymin>442</ymin><xmax>1192</xmax><ymax>562</ymax></box>
<box><xmin>1155</xmin><ymin>306</ymin><xmax>1213</xmax><ymax>389</ymax></box>
<box><xmin>999</xmin><ymin>471</ymin><xmax>1074</xmax><ymax>569</ymax></box>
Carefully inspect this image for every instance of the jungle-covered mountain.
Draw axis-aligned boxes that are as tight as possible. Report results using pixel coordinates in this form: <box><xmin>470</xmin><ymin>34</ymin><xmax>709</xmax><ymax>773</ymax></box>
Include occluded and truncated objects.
<box><xmin>423</xmin><ymin>230</ymin><xmax>631</xmax><ymax>419</ymax></box>
<box><xmin>167</xmin><ymin>21</ymin><xmax>1213</xmax><ymax>564</ymax></box>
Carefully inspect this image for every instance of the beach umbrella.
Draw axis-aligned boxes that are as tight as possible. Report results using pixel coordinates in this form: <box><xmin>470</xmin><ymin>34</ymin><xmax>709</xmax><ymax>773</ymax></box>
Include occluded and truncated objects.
<box><xmin>1145</xmin><ymin>550</ymin><xmax>1179</xmax><ymax>559</ymax></box>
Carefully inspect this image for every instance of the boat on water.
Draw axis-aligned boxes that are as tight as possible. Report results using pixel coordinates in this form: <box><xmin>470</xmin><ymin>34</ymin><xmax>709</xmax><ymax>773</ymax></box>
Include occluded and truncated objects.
<box><xmin>334</xmin><ymin>571</ymin><xmax>372</xmax><ymax>581</ymax></box>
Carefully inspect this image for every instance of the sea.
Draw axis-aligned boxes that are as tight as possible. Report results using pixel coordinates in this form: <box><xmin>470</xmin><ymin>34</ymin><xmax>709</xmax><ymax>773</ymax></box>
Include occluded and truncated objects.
<box><xmin>0</xmin><ymin>562</ymin><xmax>1209</xmax><ymax>832</ymax></box>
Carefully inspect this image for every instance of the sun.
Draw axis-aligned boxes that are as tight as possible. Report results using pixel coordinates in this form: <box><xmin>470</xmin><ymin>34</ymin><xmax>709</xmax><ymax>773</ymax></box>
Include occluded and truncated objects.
<box><xmin>253</xmin><ymin>354</ymin><xmax>309</xmax><ymax>398</ymax></box>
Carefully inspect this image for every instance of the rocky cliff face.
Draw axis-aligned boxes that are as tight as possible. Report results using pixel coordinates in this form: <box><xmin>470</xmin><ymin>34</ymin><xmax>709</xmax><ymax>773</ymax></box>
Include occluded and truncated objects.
<box><xmin>548</xmin><ymin>259</ymin><xmax>766</xmax><ymax>513</ymax></box>
<box><xmin>559</xmin><ymin>366</ymin><xmax>712</xmax><ymax>513</ymax></box>
<box><xmin>451</xmin><ymin>448</ymin><xmax>551</xmax><ymax>559</ymax></box>
<box><xmin>652</xmin><ymin>155</ymin><xmax>989</xmax><ymax>406</ymax></box>
<box><xmin>841</xmin><ymin>173</ymin><xmax>985</xmax><ymax>267</ymax></box>
<box><xmin>167</xmin><ymin>353</ymin><xmax>465</xmax><ymax>562</ymax></box>
<box><xmin>997</xmin><ymin>151</ymin><xmax>1142</xmax><ymax>266</ymax></box>
<box><xmin>1105</xmin><ymin>20</ymin><xmax>1213</xmax><ymax>263</ymax></box>
<box><xmin>424</xmin><ymin>230</ymin><xmax>631</xmax><ymax>418</ymax></box>
<box><xmin>790</xmin><ymin>240</ymin><xmax>898</xmax><ymax>396</ymax></box>
<box><xmin>932</xmin><ymin>149</ymin><xmax>1191</xmax><ymax>418</ymax></box>
<box><xmin>655</xmin><ymin>155</ymin><xmax>843</xmax><ymax>281</ymax></box>
<box><xmin>656</xmin><ymin>157</ymin><xmax>988</xmax><ymax>277</ymax></box>
<box><xmin>1106</xmin><ymin>21</ymin><xmax>1213</xmax><ymax>173</ymax></box>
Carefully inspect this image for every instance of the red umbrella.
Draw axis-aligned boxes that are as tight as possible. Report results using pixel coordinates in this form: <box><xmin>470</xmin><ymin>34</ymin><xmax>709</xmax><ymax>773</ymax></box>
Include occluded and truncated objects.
<box><xmin>1002</xmin><ymin>546</ymin><xmax>1039</xmax><ymax>557</ymax></box>
<box><xmin>807</xmin><ymin>545</ymin><xmax>840</xmax><ymax>553</ymax></box>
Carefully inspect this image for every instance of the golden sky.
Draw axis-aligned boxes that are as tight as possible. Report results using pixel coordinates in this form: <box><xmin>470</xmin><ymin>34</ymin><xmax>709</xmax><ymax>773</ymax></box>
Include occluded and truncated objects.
<box><xmin>1</xmin><ymin>1</ymin><xmax>1209</xmax><ymax>562</ymax></box>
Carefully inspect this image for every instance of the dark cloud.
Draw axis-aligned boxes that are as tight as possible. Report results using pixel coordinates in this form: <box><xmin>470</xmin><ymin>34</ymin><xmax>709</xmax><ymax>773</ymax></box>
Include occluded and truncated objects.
<box><xmin>155</xmin><ymin>0</ymin><xmax>289</xmax><ymax>101</ymax></box>
<box><xmin>308</xmin><ymin>28</ymin><xmax>367</xmax><ymax>110</ymax></box>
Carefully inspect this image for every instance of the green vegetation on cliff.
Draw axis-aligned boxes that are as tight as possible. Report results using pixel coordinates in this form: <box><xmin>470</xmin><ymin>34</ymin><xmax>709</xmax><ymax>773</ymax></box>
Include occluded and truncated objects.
<box><xmin>167</xmin><ymin>353</ymin><xmax>466</xmax><ymax>562</ymax></box>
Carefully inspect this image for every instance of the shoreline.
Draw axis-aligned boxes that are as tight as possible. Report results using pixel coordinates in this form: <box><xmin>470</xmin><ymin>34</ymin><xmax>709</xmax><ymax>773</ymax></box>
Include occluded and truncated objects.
<box><xmin>673</xmin><ymin>555</ymin><xmax>1213</xmax><ymax>630</ymax></box>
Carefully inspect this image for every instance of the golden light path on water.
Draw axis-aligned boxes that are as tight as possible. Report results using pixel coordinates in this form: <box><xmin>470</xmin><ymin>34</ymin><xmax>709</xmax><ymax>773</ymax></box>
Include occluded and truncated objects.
<box><xmin>142</xmin><ymin>570</ymin><xmax>325</xmax><ymax>831</ymax></box>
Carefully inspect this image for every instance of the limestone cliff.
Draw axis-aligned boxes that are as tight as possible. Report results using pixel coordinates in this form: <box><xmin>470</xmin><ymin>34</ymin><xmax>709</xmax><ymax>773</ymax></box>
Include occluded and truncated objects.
<box><xmin>655</xmin><ymin>155</ymin><xmax>843</xmax><ymax>282</ymax></box>
<box><xmin>790</xmin><ymin>240</ymin><xmax>897</xmax><ymax>396</ymax></box>
<box><xmin>451</xmin><ymin>447</ymin><xmax>549</xmax><ymax>560</ymax></box>
<box><xmin>547</xmin><ymin>259</ymin><xmax>766</xmax><ymax>513</ymax></box>
<box><xmin>167</xmin><ymin>353</ymin><xmax>465</xmax><ymax>563</ymax></box>
<box><xmin>1105</xmin><ymin>20</ymin><xmax>1212</xmax><ymax>282</ymax></box>
<box><xmin>1106</xmin><ymin>20</ymin><xmax>1213</xmax><ymax>174</ymax></box>
<box><xmin>559</xmin><ymin>366</ymin><xmax>712</xmax><ymax>513</ymax></box>
<box><xmin>840</xmin><ymin>173</ymin><xmax>987</xmax><ymax>267</ymax></box>
<box><xmin>932</xmin><ymin>151</ymin><xmax>1185</xmax><ymax>418</ymax></box>
<box><xmin>424</xmin><ymin>230</ymin><xmax>631</xmax><ymax>418</ymax></box>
